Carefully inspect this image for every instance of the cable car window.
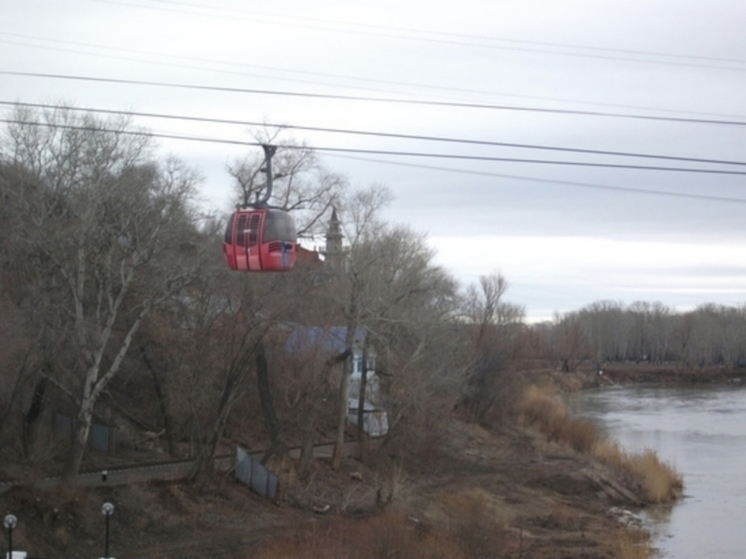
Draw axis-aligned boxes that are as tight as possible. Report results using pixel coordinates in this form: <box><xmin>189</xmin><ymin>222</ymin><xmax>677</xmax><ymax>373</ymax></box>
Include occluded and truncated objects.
<box><xmin>248</xmin><ymin>214</ymin><xmax>261</xmax><ymax>247</ymax></box>
<box><xmin>224</xmin><ymin>213</ymin><xmax>236</xmax><ymax>244</ymax></box>
<box><xmin>264</xmin><ymin>210</ymin><xmax>297</xmax><ymax>243</ymax></box>
<box><xmin>236</xmin><ymin>214</ymin><xmax>249</xmax><ymax>247</ymax></box>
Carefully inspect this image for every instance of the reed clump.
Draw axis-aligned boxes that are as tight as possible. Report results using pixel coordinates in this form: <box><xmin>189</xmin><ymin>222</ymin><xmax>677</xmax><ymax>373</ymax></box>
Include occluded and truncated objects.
<box><xmin>592</xmin><ymin>440</ymin><xmax>683</xmax><ymax>503</ymax></box>
<box><xmin>518</xmin><ymin>385</ymin><xmax>683</xmax><ymax>504</ymax></box>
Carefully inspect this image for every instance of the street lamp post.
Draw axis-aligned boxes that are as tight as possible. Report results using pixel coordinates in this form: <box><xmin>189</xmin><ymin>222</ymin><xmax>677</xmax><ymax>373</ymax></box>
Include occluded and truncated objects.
<box><xmin>101</xmin><ymin>503</ymin><xmax>114</xmax><ymax>559</ymax></box>
<box><xmin>4</xmin><ymin>514</ymin><xmax>17</xmax><ymax>559</ymax></box>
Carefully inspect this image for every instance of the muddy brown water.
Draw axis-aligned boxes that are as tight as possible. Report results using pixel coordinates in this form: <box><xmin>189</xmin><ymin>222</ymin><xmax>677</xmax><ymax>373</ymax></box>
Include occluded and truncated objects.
<box><xmin>567</xmin><ymin>382</ymin><xmax>746</xmax><ymax>559</ymax></box>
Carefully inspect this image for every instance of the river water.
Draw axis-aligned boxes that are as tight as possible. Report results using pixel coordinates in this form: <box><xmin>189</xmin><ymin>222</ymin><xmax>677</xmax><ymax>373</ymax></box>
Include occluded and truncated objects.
<box><xmin>566</xmin><ymin>382</ymin><xmax>746</xmax><ymax>559</ymax></box>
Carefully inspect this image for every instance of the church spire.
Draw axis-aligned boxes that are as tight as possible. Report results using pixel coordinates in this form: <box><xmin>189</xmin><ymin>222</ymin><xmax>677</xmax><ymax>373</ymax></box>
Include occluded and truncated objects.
<box><xmin>324</xmin><ymin>207</ymin><xmax>344</xmax><ymax>271</ymax></box>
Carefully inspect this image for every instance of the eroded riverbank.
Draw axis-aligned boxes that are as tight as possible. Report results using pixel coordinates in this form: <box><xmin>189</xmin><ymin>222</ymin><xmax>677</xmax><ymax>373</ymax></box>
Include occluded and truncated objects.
<box><xmin>567</xmin><ymin>382</ymin><xmax>746</xmax><ymax>558</ymax></box>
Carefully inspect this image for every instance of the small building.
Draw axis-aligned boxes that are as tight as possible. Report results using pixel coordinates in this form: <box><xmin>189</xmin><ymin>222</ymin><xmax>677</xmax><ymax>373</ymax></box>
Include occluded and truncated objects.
<box><xmin>348</xmin><ymin>398</ymin><xmax>389</xmax><ymax>437</ymax></box>
<box><xmin>283</xmin><ymin>325</ymin><xmax>388</xmax><ymax>436</ymax></box>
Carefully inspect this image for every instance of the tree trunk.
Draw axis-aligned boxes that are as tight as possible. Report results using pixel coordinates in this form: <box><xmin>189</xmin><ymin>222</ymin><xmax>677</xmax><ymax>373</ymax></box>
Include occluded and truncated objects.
<box><xmin>331</xmin><ymin>359</ymin><xmax>350</xmax><ymax>469</ymax></box>
<box><xmin>22</xmin><ymin>375</ymin><xmax>47</xmax><ymax>461</ymax></box>
<box><xmin>64</xmin><ymin>401</ymin><xmax>94</xmax><ymax>482</ymax></box>
<box><xmin>332</xmin><ymin>323</ymin><xmax>358</xmax><ymax>469</ymax></box>
<box><xmin>356</xmin><ymin>341</ymin><xmax>369</xmax><ymax>450</ymax></box>
<box><xmin>257</xmin><ymin>342</ymin><xmax>286</xmax><ymax>463</ymax></box>
<box><xmin>190</xmin><ymin>342</ymin><xmax>254</xmax><ymax>480</ymax></box>
<box><xmin>299</xmin><ymin>405</ymin><xmax>316</xmax><ymax>476</ymax></box>
<box><xmin>0</xmin><ymin>350</ymin><xmax>33</xmax><ymax>437</ymax></box>
<box><xmin>140</xmin><ymin>345</ymin><xmax>177</xmax><ymax>456</ymax></box>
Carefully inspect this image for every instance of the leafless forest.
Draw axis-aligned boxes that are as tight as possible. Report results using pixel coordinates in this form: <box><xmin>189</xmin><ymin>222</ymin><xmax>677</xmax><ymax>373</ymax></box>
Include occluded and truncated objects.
<box><xmin>1</xmin><ymin>106</ymin><xmax>743</xmax><ymax>481</ymax></box>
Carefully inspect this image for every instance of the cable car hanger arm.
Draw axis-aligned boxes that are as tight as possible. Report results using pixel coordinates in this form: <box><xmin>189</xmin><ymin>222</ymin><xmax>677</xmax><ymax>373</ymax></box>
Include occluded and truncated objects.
<box><xmin>245</xmin><ymin>144</ymin><xmax>277</xmax><ymax>208</ymax></box>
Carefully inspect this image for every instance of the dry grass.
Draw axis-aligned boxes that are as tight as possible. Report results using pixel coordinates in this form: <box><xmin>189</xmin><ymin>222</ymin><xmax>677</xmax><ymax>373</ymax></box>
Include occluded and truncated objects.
<box><xmin>518</xmin><ymin>385</ymin><xmax>602</xmax><ymax>452</ymax></box>
<box><xmin>256</xmin><ymin>509</ymin><xmax>466</xmax><ymax>559</ymax></box>
<box><xmin>256</xmin><ymin>490</ymin><xmax>514</xmax><ymax>559</ymax></box>
<box><xmin>519</xmin><ymin>385</ymin><xmax>683</xmax><ymax>504</ymax></box>
<box><xmin>445</xmin><ymin>491</ymin><xmax>511</xmax><ymax>558</ymax></box>
<box><xmin>616</xmin><ymin>528</ymin><xmax>654</xmax><ymax>559</ymax></box>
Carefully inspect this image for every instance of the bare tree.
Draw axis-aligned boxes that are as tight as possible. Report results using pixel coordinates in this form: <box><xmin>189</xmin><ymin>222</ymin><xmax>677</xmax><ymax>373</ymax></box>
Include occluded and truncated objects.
<box><xmin>2</xmin><ymin>106</ymin><xmax>202</xmax><ymax>479</ymax></box>
<box><xmin>325</xmin><ymin>185</ymin><xmax>394</xmax><ymax>468</ymax></box>
<box><xmin>459</xmin><ymin>272</ymin><xmax>525</xmax><ymax>424</ymax></box>
<box><xmin>463</xmin><ymin>273</ymin><xmax>525</xmax><ymax>350</ymax></box>
<box><xmin>227</xmin><ymin>136</ymin><xmax>346</xmax><ymax>238</ymax></box>
<box><xmin>362</xmin><ymin>229</ymin><xmax>463</xmax><ymax>443</ymax></box>
<box><xmin>326</xmin><ymin>201</ymin><xmax>462</xmax><ymax>466</ymax></box>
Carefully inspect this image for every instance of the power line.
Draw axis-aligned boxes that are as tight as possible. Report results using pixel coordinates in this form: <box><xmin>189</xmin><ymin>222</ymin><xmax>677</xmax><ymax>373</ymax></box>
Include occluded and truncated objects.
<box><xmin>2</xmin><ymin>116</ymin><xmax>744</xmax><ymax>204</ymax></box>
<box><xmin>2</xmin><ymin>117</ymin><xmax>746</xmax><ymax>176</ymax></box>
<box><xmin>95</xmin><ymin>0</ymin><xmax>746</xmax><ymax>72</ymax></box>
<box><xmin>326</xmin><ymin>153</ymin><xmax>746</xmax><ymax>205</ymax></box>
<box><xmin>4</xmin><ymin>101</ymin><xmax>745</xmax><ymax>168</ymax></box>
<box><xmin>0</xmin><ymin>36</ymin><xmax>461</xmax><ymax>102</ymax></box>
<box><xmin>313</xmin><ymin>147</ymin><xmax>746</xmax><ymax>175</ymax></box>
<box><xmin>3</xmin><ymin>30</ymin><xmax>743</xmax><ymax>119</ymax></box>
<box><xmin>3</xmin><ymin>71</ymin><xmax>746</xmax><ymax>127</ymax></box>
<box><xmin>141</xmin><ymin>0</ymin><xmax>746</xmax><ymax>66</ymax></box>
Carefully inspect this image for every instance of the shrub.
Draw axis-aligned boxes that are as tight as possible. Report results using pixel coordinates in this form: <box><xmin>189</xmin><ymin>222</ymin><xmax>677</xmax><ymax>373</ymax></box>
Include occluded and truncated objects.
<box><xmin>461</xmin><ymin>349</ymin><xmax>525</xmax><ymax>427</ymax></box>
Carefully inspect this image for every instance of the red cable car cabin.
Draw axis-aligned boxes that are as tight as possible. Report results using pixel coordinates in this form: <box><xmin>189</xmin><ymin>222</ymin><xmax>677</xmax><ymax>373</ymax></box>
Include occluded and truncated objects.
<box><xmin>223</xmin><ymin>208</ymin><xmax>298</xmax><ymax>271</ymax></box>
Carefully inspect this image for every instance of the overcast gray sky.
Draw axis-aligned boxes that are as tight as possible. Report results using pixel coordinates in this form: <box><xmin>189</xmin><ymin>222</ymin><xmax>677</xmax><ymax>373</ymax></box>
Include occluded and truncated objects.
<box><xmin>2</xmin><ymin>0</ymin><xmax>745</xmax><ymax>320</ymax></box>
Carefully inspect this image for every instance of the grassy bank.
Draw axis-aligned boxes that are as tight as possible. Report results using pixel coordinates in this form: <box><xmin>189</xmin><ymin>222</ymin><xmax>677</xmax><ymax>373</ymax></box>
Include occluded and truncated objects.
<box><xmin>518</xmin><ymin>385</ymin><xmax>683</xmax><ymax>504</ymax></box>
<box><xmin>1</xmin><ymin>379</ymin><xmax>678</xmax><ymax>559</ymax></box>
<box><xmin>257</xmin><ymin>504</ymin><xmax>509</xmax><ymax>559</ymax></box>
<box><xmin>0</xmin><ymin>409</ymin><xmax>665</xmax><ymax>559</ymax></box>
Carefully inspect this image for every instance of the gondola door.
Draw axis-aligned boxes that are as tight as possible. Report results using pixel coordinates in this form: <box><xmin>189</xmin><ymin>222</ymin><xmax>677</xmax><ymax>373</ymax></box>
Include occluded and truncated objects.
<box><xmin>223</xmin><ymin>212</ymin><xmax>238</xmax><ymax>270</ymax></box>
<box><xmin>235</xmin><ymin>212</ymin><xmax>251</xmax><ymax>270</ymax></box>
<box><xmin>246</xmin><ymin>212</ymin><xmax>263</xmax><ymax>271</ymax></box>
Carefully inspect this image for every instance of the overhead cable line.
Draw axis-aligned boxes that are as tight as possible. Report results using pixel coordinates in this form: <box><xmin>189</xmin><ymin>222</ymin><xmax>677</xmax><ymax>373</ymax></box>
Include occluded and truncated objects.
<box><xmin>326</xmin><ymin>153</ymin><xmax>746</xmax><ymax>205</ymax></box>
<box><xmin>310</xmin><ymin>148</ymin><xmax>746</xmax><ymax>175</ymax></box>
<box><xmin>3</xmin><ymin>117</ymin><xmax>743</xmax><ymax>203</ymax></box>
<box><xmin>4</xmin><ymin>101</ymin><xmax>745</xmax><ymax>167</ymax></box>
<box><xmin>3</xmin><ymin>71</ymin><xmax>746</xmax><ymax>127</ymax></box>
<box><xmin>0</xmin><ymin>36</ymin><xmax>454</xmax><ymax>101</ymax></box>
<box><xmin>140</xmin><ymin>0</ymin><xmax>746</xmax><ymax>66</ymax></box>
<box><xmin>95</xmin><ymin>0</ymin><xmax>746</xmax><ymax>72</ymax></box>
<box><xmin>3</xmin><ymin>30</ymin><xmax>742</xmax><ymax>119</ymax></box>
<box><xmin>2</xmin><ymin>118</ymin><xmax>746</xmax><ymax>176</ymax></box>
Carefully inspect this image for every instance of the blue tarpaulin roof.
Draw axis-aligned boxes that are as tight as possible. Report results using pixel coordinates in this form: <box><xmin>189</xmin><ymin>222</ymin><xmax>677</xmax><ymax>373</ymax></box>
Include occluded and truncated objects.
<box><xmin>283</xmin><ymin>326</ymin><xmax>365</xmax><ymax>354</ymax></box>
